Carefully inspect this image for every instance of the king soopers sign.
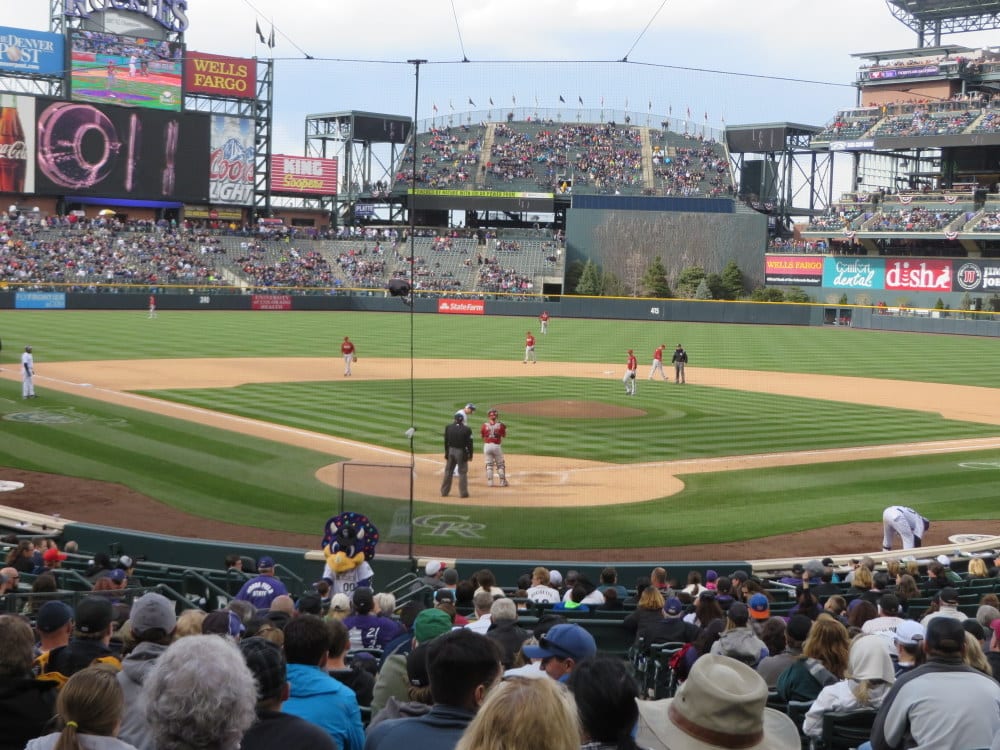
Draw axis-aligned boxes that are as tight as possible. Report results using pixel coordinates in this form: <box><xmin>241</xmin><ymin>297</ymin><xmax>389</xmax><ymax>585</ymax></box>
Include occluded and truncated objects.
<box><xmin>64</xmin><ymin>0</ymin><xmax>189</xmax><ymax>33</ymax></box>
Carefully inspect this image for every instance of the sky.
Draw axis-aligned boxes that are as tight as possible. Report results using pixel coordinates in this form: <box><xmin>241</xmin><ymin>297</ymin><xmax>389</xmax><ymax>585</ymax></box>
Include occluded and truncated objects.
<box><xmin>7</xmin><ymin>1</ymin><xmax>1000</xmax><ymax>175</ymax></box>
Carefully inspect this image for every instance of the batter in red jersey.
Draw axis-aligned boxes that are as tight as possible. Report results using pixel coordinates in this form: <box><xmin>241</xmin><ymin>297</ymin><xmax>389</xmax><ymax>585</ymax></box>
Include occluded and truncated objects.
<box><xmin>524</xmin><ymin>331</ymin><xmax>536</xmax><ymax>363</ymax></box>
<box><xmin>648</xmin><ymin>344</ymin><xmax>666</xmax><ymax>380</ymax></box>
<box><xmin>623</xmin><ymin>349</ymin><xmax>638</xmax><ymax>395</ymax></box>
<box><xmin>340</xmin><ymin>336</ymin><xmax>356</xmax><ymax>376</ymax></box>
<box><xmin>481</xmin><ymin>408</ymin><xmax>508</xmax><ymax>487</ymax></box>
<box><xmin>539</xmin><ymin>310</ymin><xmax>550</xmax><ymax>334</ymax></box>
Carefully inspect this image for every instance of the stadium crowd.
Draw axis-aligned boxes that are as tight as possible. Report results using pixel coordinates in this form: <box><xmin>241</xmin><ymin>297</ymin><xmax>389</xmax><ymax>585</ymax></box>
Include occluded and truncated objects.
<box><xmin>6</xmin><ymin>543</ymin><xmax>1000</xmax><ymax>750</ymax></box>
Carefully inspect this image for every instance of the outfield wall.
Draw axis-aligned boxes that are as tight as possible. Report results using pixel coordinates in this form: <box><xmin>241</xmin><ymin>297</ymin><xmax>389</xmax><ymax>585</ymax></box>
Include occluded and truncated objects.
<box><xmin>2</xmin><ymin>290</ymin><xmax>999</xmax><ymax>336</ymax></box>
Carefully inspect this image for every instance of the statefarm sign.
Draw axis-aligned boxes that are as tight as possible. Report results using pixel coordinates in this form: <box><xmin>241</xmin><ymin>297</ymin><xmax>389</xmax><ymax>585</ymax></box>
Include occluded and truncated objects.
<box><xmin>184</xmin><ymin>52</ymin><xmax>256</xmax><ymax>99</ymax></box>
<box><xmin>438</xmin><ymin>299</ymin><xmax>485</xmax><ymax>315</ymax></box>
<box><xmin>270</xmin><ymin>154</ymin><xmax>338</xmax><ymax>196</ymax></box>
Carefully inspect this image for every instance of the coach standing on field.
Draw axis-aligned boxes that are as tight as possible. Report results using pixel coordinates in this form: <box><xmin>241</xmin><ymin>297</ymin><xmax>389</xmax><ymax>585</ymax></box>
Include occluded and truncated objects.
<box><xmin>441</xmin><ymin>412</ymin><xmax>473</xmax><ymax>499</ymax></box>
<box><xmin>22</xmin><ymin>345</ymin><xmax>35</xmax><ymax>399</ymax></box>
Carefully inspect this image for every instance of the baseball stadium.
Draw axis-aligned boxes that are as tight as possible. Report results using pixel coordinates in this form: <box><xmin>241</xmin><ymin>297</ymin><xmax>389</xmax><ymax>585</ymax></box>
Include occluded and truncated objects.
<box><xmin>3</xmin><ymin>2</ymin><xmax>1000</xmax><ymax>740</ymax></box>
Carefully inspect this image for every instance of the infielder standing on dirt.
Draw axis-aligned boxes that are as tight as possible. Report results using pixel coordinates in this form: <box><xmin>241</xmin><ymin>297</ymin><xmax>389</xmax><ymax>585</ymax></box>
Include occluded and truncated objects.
<box><xmin>649</xmin><ymin>344</ymin><xmax>667</xmax><ymax>381</ymax></box>
<box><xmin>341</xmin><ymin>336</ymin><xmax>356</xmax><ymax>376</ymax></box>
<box><xmin>882</xmin><ymin>505</ymin><xmax>930</xmax><ymax>551</ymax></box>
<box><xmin>623</xmin><ymin>349</ymin><xmax>638</xmax><ymax>396</ymax></box>
<box><xmin>524</xmin><ymin>331</ymin><xmax>537</xmax><ymax>363</ymax></box>
<box><xmin>481</xmin><ymin>408</ymin><xmax>508</xmax><ymax>487</ymax></box>
<box><xmin>22</xmin><ymin>345</ymin><xmax>35</xmax><ymax>399</ymax></box>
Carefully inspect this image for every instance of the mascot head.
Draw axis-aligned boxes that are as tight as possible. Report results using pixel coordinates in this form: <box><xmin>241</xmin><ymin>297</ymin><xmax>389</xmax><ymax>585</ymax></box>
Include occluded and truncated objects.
<box><xmin>322</xmin><ymin>512</ymin><xmax>379</xmax><ymax>575</ymax></box>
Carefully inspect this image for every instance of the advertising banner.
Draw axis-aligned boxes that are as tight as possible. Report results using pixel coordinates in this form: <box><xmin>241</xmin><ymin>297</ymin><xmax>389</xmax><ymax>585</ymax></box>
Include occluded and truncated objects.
<box><xmin>438</xmin><ymin>298</ymin><xmax>485</xmax><ymax>315</ymax></box>
<box><xmin>0</xmin><ymin>95</ymin><xmax>35</xmax><ymax>194</ymax></box>
<box><xmin>884</xmin><ymin>258</ymin><xmax>951</xmax><ymax>292</ymax></box>
<box><xmin>0</xmin><ymin>27</ymin><xmax>64</xmax><ymax>76</ymax></box>
<box><xmin>270</xmin><ymin>155</ymin><xmax>338</xmax><ymax>195</ymax></box>
<box><xmin>209</xmin><ymin>115</ymin><xmax>254</xmax><ymax>205</ymax></box>
<box><xmin>16</xmin><ymin>292</ymin><xmax>65</xmax><ymax>309</ymax></box>
<box><xmin>69</xmin><ymin>30</ymin><xmax>184</xmax><ymax>112</ymax></box>
<box><xmin>952</xmin><ymin>260</ymin><xmax>1000</xmax><ymax>292</ymax></box>
<box><xmin>252</xmin><ymin>295</ymin><xmax>293</xmax><ymax>311</ymax></box>
<box><xmin>764</xmin><ymin>255</ymin><xmax>823</xmax><ymax>286</ymax></box>
<box><xmin>35</xmin><ymin>98</ymin><xmax>210</xmax><ymax>201</ymax></box>
<box><xmin>822</xmin><ymin>257</ymin><xmax>885</xmax><ymax>290</ymax></box>
<box><xmin>868</xmin><ymin>65</ymin><xmax>939</xmax><ymax>80</ymax></box>
<box><xmin>184</xmin><ymin>52</ymin><xmax>256</xmax><ymax>99</ymax></box>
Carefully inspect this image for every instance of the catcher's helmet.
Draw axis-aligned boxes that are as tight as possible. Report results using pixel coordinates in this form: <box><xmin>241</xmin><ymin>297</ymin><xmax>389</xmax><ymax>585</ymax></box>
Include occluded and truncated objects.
<box><xmin>488</xmin><ymin>409</ymin><xmax>499</xmax><ymax>418</ymax></box>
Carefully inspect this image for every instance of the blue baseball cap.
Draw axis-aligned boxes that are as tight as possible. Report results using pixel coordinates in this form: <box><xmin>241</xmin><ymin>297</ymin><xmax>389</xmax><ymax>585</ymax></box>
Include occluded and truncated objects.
<box><xmin>523</xmin><ymin>623</ymin><xmax>596</xmax><ymax>661</ymax></box>
<box><xmin>257</xmin><ymin>556</ymin><xmax>276</xmax><ymax>570</ymax></box>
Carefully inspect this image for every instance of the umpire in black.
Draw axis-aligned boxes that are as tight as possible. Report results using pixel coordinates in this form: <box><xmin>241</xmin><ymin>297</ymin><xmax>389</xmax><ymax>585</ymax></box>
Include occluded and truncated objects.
<box><xmin>441</xmin><ymin>412</ymin><xmax>474</xmax><ymax>498</ymax></box>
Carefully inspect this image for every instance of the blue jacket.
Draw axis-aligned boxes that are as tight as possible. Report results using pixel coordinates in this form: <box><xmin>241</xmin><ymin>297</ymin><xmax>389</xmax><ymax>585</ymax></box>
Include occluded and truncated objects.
<box><xmin>364</xmin><ymin>704</ymin><xmax>476</xmax><ymax>750</ymax></box>
<box><xmin>284</xmin><ymin>663</ymin><xmax>365</xmax><ymax>750</ymax></box>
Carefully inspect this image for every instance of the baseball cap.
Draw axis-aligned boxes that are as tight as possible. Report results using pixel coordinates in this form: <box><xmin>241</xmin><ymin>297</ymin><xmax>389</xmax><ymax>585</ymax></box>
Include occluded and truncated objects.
<box><xmin>727</xmin><ymin>602</ymin><xmax>750</xmax><ymax>625</ymax></box>
<box><xmin>413</xmin><ymin>607</ymin><xmax>453</xmax><ymax>643</ymax></box>
<box><xmin>748</xmin><ymin>594</ymin><xmax>770</xmax><ymax>620</ymax></box>
<box><xmin>118</xmin><ymin>555</ymin><xmax>134</xmax><ymax>569</ymax></box>
<box><xmin>75</xmin><ymin>596</ymin><xmax>113</xmax><ymax>634</ymax></box>
<box><xmin>295</xmin><ymin>593</ymin><xmax>323</xmax><ymax>615</ymax></box>
<box><xmin>523</xmin><ymin>623</ymin><xmax>597</xmax><ymax>662</ymax></box>
<box><xmin>108</xmin><ymin>569</ymin><xmax>127</xmax><ymax>584</ymax></box>
<box><xmin>926</xmin><ymin>617</ymin><xmax>965</xmax><ymax>653</ymax></box>
<box><xmin>465</xmin><ymin>403</ymin><xmax>476</xmax><ymax>412</ymax></box>
<box><xmin>878</xmin><ymin>593</ymin><xmax>900</xmax><ymax>615</ymax></box>
<box><xmin>938</xmin><ymin>587</ymin><xmax>959</xmax><ymax>604</ymax></box>
<box><xmin>130</xmin><ymin>592</ymin><xmax>176</xmax><ymax>635</ymax></box>
<box><xmin>663</xmin><ymin>597</ymin><xmax>684</xmax><ymax>617</ymax></box>
<box><xmin>548</xmin><ymin>570</ymin><xmax>563</xmax><ymax>586</ymax></box>
<box><xmin>330</xmin><ymin>593</ymin><xmax>351</xmax><ymax>613</ymax></box>
<box><xmin>454</xmin><ymin>412</ymin><xmax>465</xmax><ymax>422</ymax></box>
<box><xmin>791</xmin><ymin>563</ymin><xmax>805</xmax><ymax>574</ymax></box>
<box><xmin>963</xmin><ymin>618</ymin><xmax>985</xmax><ymax>641</ymax></box>
<box><xmin>434</xmin><ymin>588</ymin><xmax>456</xmax><ymax>604</ymax></box>
<box><xmin>705</xmin><ymin>570</ymin><xmax>718</xmax><ymax>582</ymax></box>
<box><xmin>257</xmin><ymin>556</ymin><xmax>276</xmax><ymax>571</ymax></box>
<box><xmin>240</xmin><ymin>637</ymin><xmax>286</xmax><ymax>702</ymax></box>
<box><xmin>786</xmin><ymin>614</ymin><xmax>812</xmax><ymax>642</ymax></box>
<box><xmin>406</xmin><ymin>644</ymin><xmax>432</xmax><ymax>688</ymax></box>
<box><xmin>804</xmin><ymin>559</ymin><xmax>825</xmax><ymax>576</ymax></box>
<box><xmin>43</xmin><ymin>548</ymin><xmax>68</xmax><ymax>563</ymax></box>
<box><xmin>353</xmin><ymin>587</ymin><xmax>374</xmax><ymax>614</ymax></box>
<box><xmin>36</xmin><ymin>600</ymin><xmax>74</xmax><ymax>634</ymax></box>
<box><xmin>425</xmin><ymin>561</ymin><xmax>446</xmax><ymax>577</ymax></box>
<box><xmin>894</xmin><ymin>619</ymin><xmax>925</xmax><ymax>646</ymax></box>
<box><xmin>730</xmin><ymin>570</ymin><xmax>749</xmax><ymax>582</ymax></box>
<box><xmin>936</xmin><ymin>554</ymin><xmax>951</xmax><ymax>567</ymax></box>
<box><xmin>203</xmin><ymin>610</ymin><xmax>245</xmax><ymax>637</ymax></box>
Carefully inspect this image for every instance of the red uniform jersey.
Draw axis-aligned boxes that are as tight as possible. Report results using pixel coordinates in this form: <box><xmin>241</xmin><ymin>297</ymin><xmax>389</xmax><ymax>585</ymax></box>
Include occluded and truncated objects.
<box><xmin>540</xmin><ymin>312</ymin><xmax>549</xmax><ymax>322</ymax></box>
<box><xmin>481</xmin><ymin>420</ymin><xmax>506</xmax><ymax>444</ymax></box>
<box><xmin>525</xmin><ymin>334</ymin><xmax>535</xmax><ymax>347</ymax></box>
<box><xmin>341</xmin><ymin>340</ymin><xmax>355</xmax><ymax>355</ymax></box>
<box><xmin>149</xmin><ymin>295</ymin><xmax>155</xmax><ymax>306</ymax></box>
<box><xmin>653</xmin><ymin>346</ymin><xmax>664</xmax><ymax>361</ymax></box>
<box><xmin>626</xmin><ymin>353</ymin><xmax>637</xmax><ymax>370</ymax></box>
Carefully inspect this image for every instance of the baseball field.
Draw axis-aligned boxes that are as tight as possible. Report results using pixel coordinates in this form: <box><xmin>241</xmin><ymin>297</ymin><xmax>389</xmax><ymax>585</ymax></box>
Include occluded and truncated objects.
<box><xmin>1</xmin><ymin>308</ymin><xmax>1000</xmax><ymax>561</ymax></box>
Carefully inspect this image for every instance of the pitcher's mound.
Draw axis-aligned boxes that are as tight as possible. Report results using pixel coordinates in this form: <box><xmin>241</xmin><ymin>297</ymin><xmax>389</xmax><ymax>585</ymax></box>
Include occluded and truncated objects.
<box><xmin>496</xmin><ymin>400</ymin><xmax>644</xmax><ymax>418</ymax></box>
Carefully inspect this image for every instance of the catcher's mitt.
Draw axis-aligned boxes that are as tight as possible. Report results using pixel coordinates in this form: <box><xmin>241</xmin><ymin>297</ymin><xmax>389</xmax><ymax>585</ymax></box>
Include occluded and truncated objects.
<box><xmin>629</xmin><ymin>372</ymin><xmax>636</xmax><ymax>379</ymax></box>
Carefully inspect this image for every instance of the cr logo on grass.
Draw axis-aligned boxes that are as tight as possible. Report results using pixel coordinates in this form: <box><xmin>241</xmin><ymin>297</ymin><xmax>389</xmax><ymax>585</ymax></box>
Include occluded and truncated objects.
<box><xmin>413</xmin><ymin>514</ymin><xmax>485</xmax><ymax>538</ymax></box>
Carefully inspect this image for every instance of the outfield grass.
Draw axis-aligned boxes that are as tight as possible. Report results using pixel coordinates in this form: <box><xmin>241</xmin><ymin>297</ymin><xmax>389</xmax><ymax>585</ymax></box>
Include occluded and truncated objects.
<box><xmin>4</xmin><ymin>309</ymin><xmax>1000</xmax><ymax>386</ymax></box>
<box><xmin>2</xmin><ymin>310</ymin><xmax>1000</xmax><ymax>551</ymax></box>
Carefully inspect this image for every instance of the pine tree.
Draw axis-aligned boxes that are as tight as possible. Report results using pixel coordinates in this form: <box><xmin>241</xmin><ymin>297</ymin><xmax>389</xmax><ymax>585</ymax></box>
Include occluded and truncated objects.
<box><xmin>641</xmin><ymin>256</ymin><xmax>672</xmax><ymax>298</ymax></box>
<box><xmin>720</xmin><ymin>260</ymin><xmax>746</xmax><ymax>300</ymax></box>
<box><xmin>575</xmin><ymin>259</ymin><xmax>603</xmax><ymax>296</ymax></box>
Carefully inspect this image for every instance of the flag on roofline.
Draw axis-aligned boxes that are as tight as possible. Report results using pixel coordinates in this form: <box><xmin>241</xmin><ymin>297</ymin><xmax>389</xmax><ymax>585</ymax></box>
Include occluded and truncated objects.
<box><xmin>449</xmin><ymin>100</ymin><xmax>454</xmax><ymax>111</ymax></box>
<box><xmin>268</xmin><ymin>26</ymin><xmax>275</xmax><ymax>49</ymax></box>
<box><xmin>600</xmin><ymin>96</ymin><xmax>604</xmax><ymax>107</ymax></box>
<box><xmin>255</xmin><ymin>21</ymin><xmax>266</xmax><ymax>44</ymax></box>
<box><xmin>559</xmin><ymin>95</ymin><xmax>565</xmax><ymax>103</ymax></box>
<box><xmin>686</xmin><ymin>106</ymin><xmax>691</xmax><ymax>118</ymax></box>
<box><xmin>578</xmin><ymin>95</ymin><xmax>583</xmax><ymax>105</ymax></box>
<box><xmin>468</xmin><ymin>97</ymin><xmax>475</xmax><ymax>106</ymax></box>
<box><xmin>432</xmin><ymin>103</ymin><xmax>438</xmax><ymax>113</ymax></box>
<box><xmin>648</xmin><ymin>100</ymin><xmax>652</xmax><ymax>111</ymax></box>
<box><xmin>489</xmin><ymin>97</ymin><xmax>494</xmax><ymax>105</ymax></box>
<box><xmin>512</xmin><ymin>95</ymin><xmax>516</xmax><ymax>105</ymax></box>
<box><xmin>625</xmin><ymin>97</ymin><xmax>629</xmax><ymax>109</ymax></box>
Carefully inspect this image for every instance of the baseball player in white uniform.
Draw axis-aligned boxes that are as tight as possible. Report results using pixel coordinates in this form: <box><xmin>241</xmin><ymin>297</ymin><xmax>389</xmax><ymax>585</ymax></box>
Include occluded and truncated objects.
<box><xmin>882</xmin><ymin>505</ymin><xmax>930</xmax><ymax>550</ymax></box>
<box><xmin>481</xmin><ymin>408</ymin><xmax>508</xmax><ymax>487</ymax></box>
<box><xmin>453</xmin><ymin>404</ymin><xmax>476</xmax><ymax>476</ymax></box>
<box><xmin>21</xmin><ymin>346</ymin><xmax>35</xmax><ymax>399</ymax></box>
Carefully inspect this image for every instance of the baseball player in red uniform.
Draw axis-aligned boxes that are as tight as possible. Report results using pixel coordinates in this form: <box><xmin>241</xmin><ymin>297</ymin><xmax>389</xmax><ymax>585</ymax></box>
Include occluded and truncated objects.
<box><xmin>623</xmin><ymin>349</ymin><xmax>638</xmax><ymax>395</ymax></box>
<box><xmin>340</xmin><ymin>336</ymin><xmax>356</xmax><ymax>376</ymax></box>
<box><xmin>148</xmin><ymin>295</ymin><xmax>157</xmax><ymax>319</ymax></box>
<box><xmin>539</xmin><ymin>311</ymin><xmax>550</xmax><ymax>334</ymax></box>
<box><xmin>524</xmin><ymin>332</ymin><xmax>536</xmax><ymax>363</ymax></box>
<box><xmin>649</xmin><ymin>344</ymin><xmax>667</xmax><ymax>380</ymax></box>
<box><xmin>481</xmin><ymin>408</ymin><xmax>508</xmax><ymax>487</ymax></box>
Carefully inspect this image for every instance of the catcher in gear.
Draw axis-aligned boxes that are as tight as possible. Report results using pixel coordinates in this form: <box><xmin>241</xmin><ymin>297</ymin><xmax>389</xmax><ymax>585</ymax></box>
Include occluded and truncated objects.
<box><xmin>481</xmin><ymin>408</ymin><xmax>508</xmax><ymax>487</ymax></box>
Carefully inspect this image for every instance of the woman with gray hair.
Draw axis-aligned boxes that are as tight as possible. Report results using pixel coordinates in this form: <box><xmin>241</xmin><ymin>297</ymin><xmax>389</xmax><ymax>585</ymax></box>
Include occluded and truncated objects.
<box><xmin>143</xmin><ymin>635</ymin><xmax>257</xmax><ymax>750</ymax></box>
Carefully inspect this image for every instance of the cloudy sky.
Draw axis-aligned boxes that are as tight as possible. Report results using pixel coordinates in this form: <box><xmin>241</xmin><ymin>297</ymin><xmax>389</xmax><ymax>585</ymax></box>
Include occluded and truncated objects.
<box><xmin>7</xmin><ymin>1</ymin><xmax>1000</xmax><ymax>159</ymax></box>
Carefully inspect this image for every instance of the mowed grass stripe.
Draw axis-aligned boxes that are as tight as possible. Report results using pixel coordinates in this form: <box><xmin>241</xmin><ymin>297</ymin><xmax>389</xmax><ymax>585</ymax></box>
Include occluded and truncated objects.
<box><xmin>5</xmin><ymin>310</ymin><xmax>1000</xmax><ymax>385</ymax></box>
<box><xmin>140</xmin><ymin>377</ymin><xmax>1000</xmax><ymax>464</ymax></box>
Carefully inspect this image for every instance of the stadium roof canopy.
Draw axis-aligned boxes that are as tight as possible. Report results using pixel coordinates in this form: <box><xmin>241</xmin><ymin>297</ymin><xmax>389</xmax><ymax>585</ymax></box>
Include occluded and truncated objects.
<box><xmin>850</xmin><ymin>44</ymin><xmax>972</xmax><ymax>61</ymax></box>
<box><xmin>886</xmin><ymin>0</ymin><xmax>1000</xmax><ymax>37</ymax></box>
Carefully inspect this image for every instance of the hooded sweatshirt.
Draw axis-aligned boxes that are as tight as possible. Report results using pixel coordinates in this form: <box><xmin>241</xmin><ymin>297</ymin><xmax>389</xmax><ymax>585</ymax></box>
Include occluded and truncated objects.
<box><xmin>709</xmin><ymin>626</ymin><xmax>768</xmax><ymax>666</ymax></box>
<box><xmin>283</xmin><ymin>662</ymin><xmax>365</xmax><ymax>750</ymax></box>
<box><xmin>116</xmin><ymin>641</ymin><xmax>169</xmax><ymax>750</ymax></box>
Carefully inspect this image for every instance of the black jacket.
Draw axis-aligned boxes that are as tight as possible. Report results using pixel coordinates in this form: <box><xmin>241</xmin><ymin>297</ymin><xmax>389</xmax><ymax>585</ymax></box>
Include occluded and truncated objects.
<box><xmin>444</xmin><ymin>422</ymin><xmax>473</xmax><ymax>459</ymax></box>
<box><xmin>0</xmin><ymin>676</ymin><xmax>58</xmax><ymax>750</ymax></box>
